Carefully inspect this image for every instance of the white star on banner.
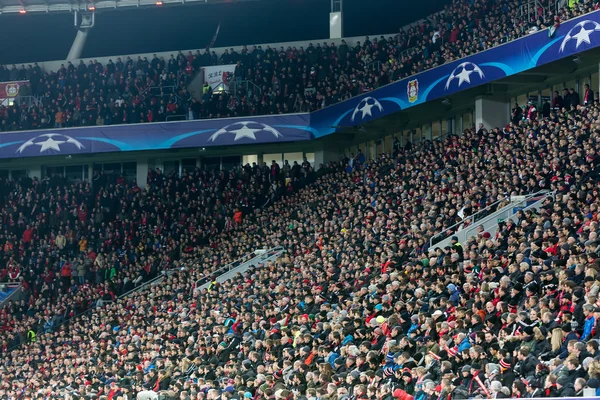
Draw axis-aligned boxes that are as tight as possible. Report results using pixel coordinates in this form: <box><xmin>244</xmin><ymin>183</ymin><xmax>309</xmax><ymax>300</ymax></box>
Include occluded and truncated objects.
<box><xmin>36</xmin><ymin>137</ymin><xmax>65</xmax><ymax>152</ymax></box>
<box><xmin>230</xmin><ymin>125</ymin><xmax>262</xmax><ymax>141</ymax></box>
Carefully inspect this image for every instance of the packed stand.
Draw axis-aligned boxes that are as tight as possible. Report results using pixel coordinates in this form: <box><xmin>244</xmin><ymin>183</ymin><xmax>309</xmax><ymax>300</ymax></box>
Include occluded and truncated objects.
<box><xmin>0</xmin><ymin>0</ymin><xmax>593</xmax><ymax>132</ymax></box>
<box><xmin>0</xmin><ymin>100</ymin><xmax>600</xmax><ymax>399</ymax></box>
<box><xmin>0</xmin><ymin>161</ymin><xmax>317</xmax><ymax>356</ymax></box>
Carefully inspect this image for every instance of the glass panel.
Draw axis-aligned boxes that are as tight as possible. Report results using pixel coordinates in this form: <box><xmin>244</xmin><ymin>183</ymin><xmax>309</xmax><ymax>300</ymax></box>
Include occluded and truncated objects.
<box><xmin>203</xmin><ymin>157</ymin><xmax>221</xmax><ymax>171</ymax></box>
<box><xmin>283</xmin><ymin>152</ymin><xmax>303</xmax><ymax>168</ymax></box>
<box><xmin>403</xmin><ymin>130</ymin><xmax>411</xmax><ymax>146</ymax></box>
<box><xmin>516</xmin><ymin>94</ymin><xmax>528</xmax><ymax>108</ymax></box>
<box><xmin>103</xmin><ymin>163</ymin><xmax>121</xmax><ymax>175</ymax></box>
<box><xmin>221</xmin><ymin>155</ymin><xmax>241</xmax><ymax>171</ymax></box>
<box><xmin>592</xmin><ymin>72</ymin><xmax>599</xmax><ymax>97</ymax></box>
<box><xmin>305</xmin><ymin>152</ymin><xmax>315</xmax><ymax>165</ymax></box>
<box><xmin>384</xmin><ymin>136</ymin><xmax>393</xmax><ymax>155</ymax></box>
<box><xmin>0</xmin><ymin>170</ymin><xmax>8</xmax><ymax>179</ymax></box>
<box><xmin>442</xmin><ymin>120</ymin><xmax>449</xmax><ymax>135</ymax></box>
<box><xmin>123</xmin><ymin>162</ymin><xmax>137</xmax><ymax>182</ymax></box>
<box><xmin>421</xmin><ymin>124</ymin><xmax>429</xmax><ymax>140</ymax></box>
<box><xmin>463</xmin><ymin>112</ymin><xmax>472</xmax><ymax>131</ymax></box>
<box><xmin>83</xmin><ymin>165</ymin><xmax>89</xmax><ymax>180</ymax></box>
<box><xmin>163</xmin><ymin>160</ymin><xmax>180</xmax><ymax>176</ymax></box>
<box><xmin>11</xmin><ymin>170</ymin><xmax>27</xmax><ymax>180</ymax></box>
<box><xmin>414</xmin><ymin>128</ymin><xmax>421</xmax><ymax>143</ymax></box>
<box><xmin>263</xmin><ymin>153</ymin><xmax>283</xmax><ymax>166</ymax></box>
<box><xmin>368</xmin><ymin>141</ymin><xmax>376</xmax><ymax>160</ymax></box>
<box><xmin>181</xmin><ymin>158</ymin><xmax>197</xmax><ymax>174</ymax></box>
<box><xmin>375</xmin><ymin>140</ymin><xmax>384</xmax><ymax>156</ymax></box>
<box><xmin>242</xmin><ymin>155</ymin><xmax>258</xmax><ymax>166</ymax></box>
<box><xmin>565</xmin><ymin>79</ymin><xmax>576</xmax><ymax>93</ymax></box>
<box><xmin>432</xmin><ymin>121</ymin><xmax>441</xmax><ymax>140</ymax></box>
<box><xmin>553</xmin><ymin>83</ymin><xmax>564</xmax><ymax>97</ymax></box>
<box><xmin>541</xmin><ymin>87</ymin><xmax>552</xmax><ymax>101</ymax></box>
<box><xmin>65</xmin><ymin>165</ymin><xmax>83</xmax><ymax>182</ymax></box>
<box><xmin>45</xmin><ymin>166</ymin><xmax>64</xmax><ymax>178</ymax></box>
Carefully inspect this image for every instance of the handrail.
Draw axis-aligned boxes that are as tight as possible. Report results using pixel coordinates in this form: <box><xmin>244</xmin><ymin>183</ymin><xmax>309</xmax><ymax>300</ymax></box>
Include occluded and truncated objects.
<box><xmin>118</xmin><ymin>270</ymin><xmax>175</xmax><ymax>299</ymax></box>
<box><xmin>0</xmin><ymin>281</ymin><xmax>22</xmax><ymax>287</ymax></box>
<box><xmin>192</xmin><ymin>246</ymin><xmax>284</xmax><ymax>294</ymax></box>
<box><xmin>166</xmin><ymin>114</ymin><xmax>187</xmax><ymax>122</ymax></box>
<box><xmin>429</xmin><ymin>196</ymin><xmax>506</xmax><ymax>247</ymax></box>
<box><xmin>460</xmin><ymin>190</ymin><xmax>554</xmax><ymax>242</ymax></box>
<box><xmin>141</xmin><ymin>85</ymin><xmax>178</xmax><ymax>98</ymax></box>
<box><xmin>366</xmin><ymin>60</ymin><xmax>382</xmax><ymax>73</ymax></box>
<box><xmin>2</xmin><ymin>270</ymin><xmax>170</xmax><ymax>355</ymax></box>
<box><xmin>230</xmin><ymin>79</ymin><xmax>262</xmax><ymax>98</ymax></box>
<box><xmin>399</xmin><ymin>46</ymin><xmax>418</xmax><ymax>60</ymax></box>
<box><xmin>429</xmin><ymin>189</ymin><xmax>551</xmax><ymax>247</ymax></box>
<box><xmin>0</xmin><ymin>283</ymin><xmax>22</xmax><ymax>309</ymax></box>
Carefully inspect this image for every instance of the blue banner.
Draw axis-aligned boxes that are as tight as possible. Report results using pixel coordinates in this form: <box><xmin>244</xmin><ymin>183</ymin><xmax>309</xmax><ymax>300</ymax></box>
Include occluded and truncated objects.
<box><xmin>310</xmin><ymin>10</ymin><xmax>600</xmax><ymax>137</ymax></box>
<box><xmin>0</xmin><ymin>114</ymin><xmax>313</xmax><ymax>159</ymax></box>
<box><xmin>1</xmin><ymin>10</ymin><xmax>600</xmax><ymax>159</ymax></box>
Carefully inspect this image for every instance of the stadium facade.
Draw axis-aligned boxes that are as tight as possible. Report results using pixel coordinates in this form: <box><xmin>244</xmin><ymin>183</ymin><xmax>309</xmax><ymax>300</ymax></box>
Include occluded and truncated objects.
<box><xmin>1</xmin><ymin>10</ymin><xmax>600</xmax><ymax>184</ymax></box>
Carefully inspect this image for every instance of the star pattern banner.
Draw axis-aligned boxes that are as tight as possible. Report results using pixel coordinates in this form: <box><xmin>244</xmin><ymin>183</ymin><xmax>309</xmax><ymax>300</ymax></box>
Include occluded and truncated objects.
<box><xmin>0</xmin><ymin>114</ymin><xmax>313</xmax><ymax>159</ymax></box>
<box><xmin>2</xmin><ymin>10</ymin><xmax>600</xmax><ymax>159</ymax></box>
<box><xmin>310</xmin><ymin>10</ymin><xmax>600</xmax><ymax>136</ymax></box>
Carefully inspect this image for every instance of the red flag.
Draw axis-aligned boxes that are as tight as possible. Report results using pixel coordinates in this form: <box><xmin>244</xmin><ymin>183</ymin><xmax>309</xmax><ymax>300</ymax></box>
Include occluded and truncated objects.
<box><xmin>206</xmin><ymin>21</ymin><xmax>221</xmax><ymax>51</ymax></box>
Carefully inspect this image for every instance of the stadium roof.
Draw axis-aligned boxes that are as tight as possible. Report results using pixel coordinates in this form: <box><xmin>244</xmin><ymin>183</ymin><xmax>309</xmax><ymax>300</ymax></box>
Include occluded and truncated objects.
<box><xmin>0</xmin><ymin>0</ymin><xmax>257</xmax><ymax>15</ymax></box>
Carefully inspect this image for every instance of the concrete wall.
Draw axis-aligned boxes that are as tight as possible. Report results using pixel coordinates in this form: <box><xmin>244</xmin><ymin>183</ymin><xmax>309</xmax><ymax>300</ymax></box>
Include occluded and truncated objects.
<box><xmin>475</xmin><ymin>96</ymin><xmax>509</xmax><ymax>130</ymax></box>
<box><xmin>314</xmin><ymin>148</ymin><xmax>342</xmax><ymax>168</ymax></box>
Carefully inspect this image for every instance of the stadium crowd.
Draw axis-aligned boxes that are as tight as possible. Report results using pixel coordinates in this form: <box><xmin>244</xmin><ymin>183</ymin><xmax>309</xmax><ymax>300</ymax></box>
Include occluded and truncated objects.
<box><xmin>0</xmin><ymin>0</ymin><xmax>593</xmax><ymax>132</ymax></box>
<box><xmin>0</xmin><ymin>95</ymin><xmax>599</xmax><ymax>400</ymax></box>
<box><xmin>0</xmin><ymin>160</ymin><xmax>318</xmax><ymax>356</ymax></box>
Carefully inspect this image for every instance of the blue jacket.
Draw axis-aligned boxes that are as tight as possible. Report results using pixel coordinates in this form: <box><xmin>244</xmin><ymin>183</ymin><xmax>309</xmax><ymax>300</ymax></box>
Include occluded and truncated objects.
<box><xmin>458</xmin><ymin>336</ymin><xmax>472</xmax><ymax>352</ymax></box>
<box><xmin>582</xmin><ymin>316</ymin><xmax>595</xmax><ymax>341</ymax></box>
<box><xmin>559</xmin><ymin>331</ymin><xmax>579</xmax><ymax>359</ymax></box>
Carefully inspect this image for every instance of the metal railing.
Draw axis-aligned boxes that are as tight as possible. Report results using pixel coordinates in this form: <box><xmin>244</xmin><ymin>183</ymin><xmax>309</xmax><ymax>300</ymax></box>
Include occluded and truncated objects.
<box><xmin>519</xmin><ymin>0</ymin><xmax>550</xmax><ymax>22</ymax></box>
<box><xmin>399</xmin><ymin>46</ymin><xmax>418</xmax><ymax>60</ymax></box>
<box><xmin>430</xmin><ymin>190</ymin><xmax>553</xmax><ymax>248</ymax></box>
<box><xmin>366</xmin><ymin>60</ymin><xmax>382</xmax><ymax>73</ymax></box>
<box><xmin>2</xmin><ymin>270</ymin><xmax>174</xmax><ymax>354</ymax></box>
<box><xmin>166</xmin><ymin>114</ymin><xmax>187</xmax><ymax>122</ymax></box>
<box><xmin>0</xmin><ymin>282</ymin><xmax>23</xmax><ymax>309</ymax></box>
<box><xmin>229</xmin><ymin>79</ymin><xmax>262</xmax><ymax>99</ymax></box>
<box><xmin>1</xmin><ymin>95</ymin><xmax>40</xmax><ymax>108</ymax></box>
<box><xmin>118</xmin><ymin>269</ymin><xmax>176</xmax><ymax>299</ymax></box>
<box><xmin>142</xmin><ymin>85</ymin><xmax>179</xmax><ymax>98</ymax></box>
<box><xmin>192</xmin><ymin>246</ymin><xmax>285</xmax><ymax>295</ymax></box>
<box><xmin>429</xmin><ymin>196</ymin><xmax>507</xmax><ymax>247</ymax></box>
<box><xmin>460</xmin><ymin>190</ymin><xmax>554</xmax><ymax>243</ymax></box>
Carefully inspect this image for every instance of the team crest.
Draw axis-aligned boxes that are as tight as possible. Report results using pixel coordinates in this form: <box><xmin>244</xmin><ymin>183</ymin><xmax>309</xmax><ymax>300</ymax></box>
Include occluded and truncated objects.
<box><xmin>407</xmin><ymin>79</ymin><xmax>418</xmax><ymax>103</ymax></box>
<box><xmin>5</xmin><ymin>83</ymin><xmax>19</xmax><ymax>98</ymax></box>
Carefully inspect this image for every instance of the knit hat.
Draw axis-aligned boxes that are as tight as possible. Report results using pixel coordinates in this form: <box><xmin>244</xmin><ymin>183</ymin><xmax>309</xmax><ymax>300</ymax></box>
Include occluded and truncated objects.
<box><xmin>385</xmin><ymin>352</ymin><xmax>395</xmax><ymax>363</ymax></box>
<box><xmin>499</xmin><ymin>359</ymin><xmax>511</xmax><ymax>369</ymax></box>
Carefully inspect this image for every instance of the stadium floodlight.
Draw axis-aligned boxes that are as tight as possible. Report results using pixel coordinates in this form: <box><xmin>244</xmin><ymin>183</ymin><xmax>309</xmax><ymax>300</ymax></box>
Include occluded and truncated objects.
<box><xmin>0</xmin><ymin>0</ymin><xmax>260</xmax><ymax>14</ymax></box>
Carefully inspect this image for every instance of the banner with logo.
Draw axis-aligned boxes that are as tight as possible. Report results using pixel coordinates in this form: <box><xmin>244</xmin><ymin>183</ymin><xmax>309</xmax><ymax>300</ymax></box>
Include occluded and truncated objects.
<box><xmin>0</xmin><ymin>81</ymin><xmax>28</xmax><ymax>98</ymax></box>
<box><xmin>0</xmin><ymin>114</ymin><xmax>312</xmax><ymax>160</ymax></box>
<box><xmin>310</xmin><ymin>9</ymin><xmax>600</xmax><ymax>136</ymax></box>
<box><xmin>203</xmin><ymin>64</ymin><xmax>236</xmax><ymax>91</ymax></box>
